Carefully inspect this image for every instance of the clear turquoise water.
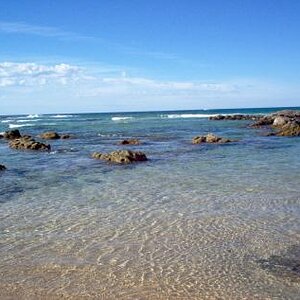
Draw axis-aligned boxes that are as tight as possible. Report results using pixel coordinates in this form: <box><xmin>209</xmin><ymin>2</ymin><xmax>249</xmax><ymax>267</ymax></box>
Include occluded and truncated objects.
<box><xmin>0</xmin><ymin>107</ymin><xmax>300</xmax><ymax>299</ymax></box>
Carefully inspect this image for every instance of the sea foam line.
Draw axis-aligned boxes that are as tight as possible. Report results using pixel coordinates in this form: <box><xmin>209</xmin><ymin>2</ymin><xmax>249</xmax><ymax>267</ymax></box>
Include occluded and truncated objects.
<box><xmin>51</xmin><ymin>114</ymin><xmax>74</xmax><ymax>118</ymax></box>
<box><xmin>161</xmin><ymin>113</ymin><xmax>221</xmax><ymax>119</ymax></box>
<box><xmin>9</xmin><ymin>123</ymin><xmax>34</xmax><ymax>128</ymax></box>
<box><xmin>111</xmin><ymin>116</ymin><xmax>134</xmax><ymax>121</ymax></box>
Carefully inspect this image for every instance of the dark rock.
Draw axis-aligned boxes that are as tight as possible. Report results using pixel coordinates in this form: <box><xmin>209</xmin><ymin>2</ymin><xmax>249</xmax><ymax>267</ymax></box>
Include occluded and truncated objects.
<box><xmin>3</xmin><ymin>130</ymin><xmax>22</xmax><ymax>140</ymax></box>
<box><xmin>0</xmin><ymin>164</ymin><xmax>6</xmax><ymax>171</ymax></box>
<box><xmin>250</xmin><ymin>116</ymin><xmax>274</xmax><ymax>127</ymax></box>
<box><xmin>272</xmin><ymin>110</ymin><xmax>300</xmax><ymax>118</ymax></box>
<box><xmin>119</xmin><ymin>139</ymin><xmax>141</xmax><ymax>145</ymax></box>
<box><xmin>92</xmin><ymin>150</ymin><xmax>147</xmax><ymax>164</ymax></box>
<box><xmin>9</xmin><ymin>137</ymin><xmax>50</xmax><ymax>151</ymax></box>
<box><xmin>38</xmin><ymin>131</ymin><xmax>60</xmax><ymax>139</ymax></box>
<box><xmin>209</xmin><ymin>114</ymin><xmax>260</xmax><ymax>121</ymax></box>
<box><xmin>192</xmin><ymin>133</ymin><xmax>234</xmax><ymax>144</ymax></box>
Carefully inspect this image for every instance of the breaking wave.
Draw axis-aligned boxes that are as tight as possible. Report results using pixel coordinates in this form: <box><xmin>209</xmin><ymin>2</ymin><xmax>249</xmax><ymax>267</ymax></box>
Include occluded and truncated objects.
<box><xmin>26</xmin><ymin>114</ymin><xmax>40</xmax><ymax>118</ymax></box>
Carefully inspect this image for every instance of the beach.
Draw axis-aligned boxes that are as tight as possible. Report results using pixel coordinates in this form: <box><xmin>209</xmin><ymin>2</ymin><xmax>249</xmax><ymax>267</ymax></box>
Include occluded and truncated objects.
<box><xmin>0</xmin><ymin>107</ymin><xmax>300</xmax><ymax>299</ymax></box>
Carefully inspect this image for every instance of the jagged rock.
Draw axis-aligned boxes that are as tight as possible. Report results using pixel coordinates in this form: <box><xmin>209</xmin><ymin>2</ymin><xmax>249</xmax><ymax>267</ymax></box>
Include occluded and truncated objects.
<box><xmin>119</xmin><ymin>139</ymin><xmax>141</xmax><ymax>145</ymax></box>
<box><xmin>276</xmin><ymin>121</ymin><xmax>300</xmax><ymax>136</ymax></box>
<box><xmin>192</xmin><ymin>133</ymin><xmax>233</xmax><ymax>144</ymax></box>
<box><xmin>38</xmin><ymin>132</ymin><xmax>60</xmax><ymax>139</ymax></box>
<box><xmin>92</xmin><ymin>150</ymin><xmax>147</xmax><ymax>164</ymax></box>
<box><xmin>250</xmin><ymin>116</ymin><xmax>274</xmax><ymax>127</ymax></box>
<box><xmin>272</xmin><ymin>110</ymin><xmax>300</xmax><ymax>118</ymax></box>
<box><xmin>273</xmin><ymin>116</ymin><xmax>289</xmax><ymax>127</ymax></box>
<box><xmin>0</xmin><ymin>164</ymin><xmax>6</xmax><ymax>171</ymax></box>
<box><xmin>9</xmin><ymin>137</ymin><xmax>50</xmax><ymax>151</ymax></box>
<box><xmin>3</xmin><ymin>130</ymin><xmax>22</xmax><ymax>140</ymax></box>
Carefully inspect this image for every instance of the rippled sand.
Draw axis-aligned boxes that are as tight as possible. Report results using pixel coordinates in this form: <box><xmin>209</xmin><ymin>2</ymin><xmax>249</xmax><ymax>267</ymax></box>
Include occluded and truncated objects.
<box><xmin>1</xmin><ymin>169</ymin><xmax>300</xmax><ymax>299</ymax></box>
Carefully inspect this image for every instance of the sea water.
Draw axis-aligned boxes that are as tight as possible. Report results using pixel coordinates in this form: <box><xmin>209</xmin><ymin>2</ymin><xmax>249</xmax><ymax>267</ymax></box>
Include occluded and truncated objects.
<box><xmin>0</xmin><ymin>107</ymin><xmax>299</xmax><ymax>299</ymax></box>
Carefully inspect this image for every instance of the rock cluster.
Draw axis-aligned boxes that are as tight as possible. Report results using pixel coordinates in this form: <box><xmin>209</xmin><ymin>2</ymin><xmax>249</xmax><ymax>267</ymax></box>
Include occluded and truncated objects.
<box><xmin>251</xmin><ymin>110</ymin><xmax>300</xmax><ymax>136</ymax></box>
<box><xmin>0</xmin><ymin>164</ymin><xmax>6</xmax><ymax>171</ymax></box>
<box><xmin>192</xmin><ymin>133</ymin><xmax>233</xmax><ymax>144</ymax></box>
<box><xmin>92</xmin><ymin>150</ymin><xmax>147</xmax><ymax>164</ymax></box>
<box><xmin>38</xmin><ymin>131</ymin><xmax>72</xmax><ymax>139</ymax></box>
<box><xmin>119</xmin><ymin>139</ymin><xmax>141</xmax><ymax>145</ymax></box>
<box><xmin>209</xmin><ymin>110</ymin><xmax>300</xmax><ymax>137</ymax></box>
<box><xmin>209</xmin><ymin>114</ymin><xmax>260</xmax><ymax>121</ymax></box>
<box><xmin>9</xmin><ymin>136</ymin><xmax>50</xmax><ymax>151</ymax></box>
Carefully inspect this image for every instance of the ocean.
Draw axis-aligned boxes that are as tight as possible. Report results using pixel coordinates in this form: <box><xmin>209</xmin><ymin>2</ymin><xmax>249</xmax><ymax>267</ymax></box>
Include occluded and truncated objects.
<box><xmin>0</xmin><ymin>107</ymin><xmax>300</xmax><ymax>299</ymax></box>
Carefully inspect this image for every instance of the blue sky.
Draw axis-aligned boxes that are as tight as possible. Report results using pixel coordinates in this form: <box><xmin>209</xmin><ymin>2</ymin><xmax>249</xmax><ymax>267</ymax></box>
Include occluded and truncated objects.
<box><xmin>0</xmin><ymin>0</ymin><xmax>300</xmax><ymax>114</ymax></box>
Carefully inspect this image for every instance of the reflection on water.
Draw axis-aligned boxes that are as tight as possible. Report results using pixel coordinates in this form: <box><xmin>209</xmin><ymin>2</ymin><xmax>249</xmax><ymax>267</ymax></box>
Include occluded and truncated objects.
<box><xmin>0</xmin><ymin>109</ymin><xmax>300</xmax><ymax>299</ymax></box>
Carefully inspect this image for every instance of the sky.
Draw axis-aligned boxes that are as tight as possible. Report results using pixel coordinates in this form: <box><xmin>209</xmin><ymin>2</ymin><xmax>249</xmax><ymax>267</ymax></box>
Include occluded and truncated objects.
<box><xmin>0</xmin><ymin>0</ymin><xmax>300</xmax><ymax>114</ymax></box>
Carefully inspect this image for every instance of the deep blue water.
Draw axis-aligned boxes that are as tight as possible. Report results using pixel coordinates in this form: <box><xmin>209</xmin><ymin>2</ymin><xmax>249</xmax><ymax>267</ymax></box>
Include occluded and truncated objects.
<box><xmin>0</xmin><ymin>107</ymin><xmax>300</xmax><ymax>298</ymax></box>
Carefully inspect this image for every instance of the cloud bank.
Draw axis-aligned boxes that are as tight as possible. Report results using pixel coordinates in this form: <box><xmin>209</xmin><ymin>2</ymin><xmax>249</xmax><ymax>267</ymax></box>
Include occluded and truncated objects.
<box><xmin>0</xmin><ymin>61</ymin><xmax>298</xmax><ymax>114</ymax></box>
<box><xmin>0</xmin><ymin>62</ymin><xmax>80</xmax><ymax>87</ymax></box>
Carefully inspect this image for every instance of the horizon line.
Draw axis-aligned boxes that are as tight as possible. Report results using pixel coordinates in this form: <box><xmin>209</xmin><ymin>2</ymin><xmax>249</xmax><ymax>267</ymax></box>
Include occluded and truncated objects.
<box><xmin>1</xmin><ymin>105</ymin><xmax>299</xmax><ymax>117</ymax></box>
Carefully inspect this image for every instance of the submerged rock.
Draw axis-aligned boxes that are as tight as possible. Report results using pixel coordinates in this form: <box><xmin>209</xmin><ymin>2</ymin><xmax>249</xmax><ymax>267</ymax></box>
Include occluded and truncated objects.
<box><xmin>92</xmin><ymin>150</ymin><xmax>147</xmax><ymax>164</ymax></box>
<box><xmin>9</xmin><ymin>137</ymin><xmax>50</xmax><ymax>151</ymax></box>
<box><xmin>60</xmin><ymin>134</ymin><xmax>72</xmax><ymax>139</ymax></box>
<box><xmin>38</xmin><ymin>131</ymin><xmax>73</xmax><ymax>140</ymax></box>
<box><xmin>3</xmin><ymin>130</ymin><xmax>22</xmax><ymax>140</ymax></box>
<box><xmin>119</xmin><ymin>139</ymin><xmax>141</xmax><ymax>145</ymax></box>
<box><xmin>38</xmin><ymin>131</ymin><xmax>60</xmax><ymax>139</ymax></box>
<box><xmin>192</xmin><ymin>133</ymin><xmax>233</xmax><ymax>144</ymax></box>
<box><xmin>0</xmin><ymin>164</ymin><xmax>6</xmax><ymax>171</ymax></box>
<box><xmin>258</xmin><ymin>244</ymin><xmax>300</xmax><ymax>281</ymax></box>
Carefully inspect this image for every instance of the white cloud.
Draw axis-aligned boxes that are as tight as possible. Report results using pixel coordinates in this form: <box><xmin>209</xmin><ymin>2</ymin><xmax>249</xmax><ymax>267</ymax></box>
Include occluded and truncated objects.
<box><xmin>0</xmin><ymin>62</ymin><xmax>81</xmax><ymax>87</ymax></box>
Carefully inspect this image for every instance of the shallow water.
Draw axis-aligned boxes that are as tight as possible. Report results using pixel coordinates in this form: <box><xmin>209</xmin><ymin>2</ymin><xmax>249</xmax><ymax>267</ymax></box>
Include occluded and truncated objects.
<box><xmin>0</xmin><ymin>107</ymin><xmax>300</xmax><ymax>299</ymax></box>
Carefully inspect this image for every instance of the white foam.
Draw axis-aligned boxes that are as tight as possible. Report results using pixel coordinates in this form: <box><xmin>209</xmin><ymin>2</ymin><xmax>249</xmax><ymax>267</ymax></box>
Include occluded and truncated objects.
<box><xmin>161</xmin><ymin>114</ymin><xmax>220</xmax><ymax>119</ymax></box>
<box><xmin>9</xmin><ymin>123</ymin><xmax>34</xmax><ymax>128</ymax></box>
<box><xmin>1</xmin><ymin>119</ymin><xmax>13</xmax><ymax>123</ymax></box>
<box><xmin>111</xmin><ymin>116</ymin><xmax>134</xmax><ymax>121</ymax></box>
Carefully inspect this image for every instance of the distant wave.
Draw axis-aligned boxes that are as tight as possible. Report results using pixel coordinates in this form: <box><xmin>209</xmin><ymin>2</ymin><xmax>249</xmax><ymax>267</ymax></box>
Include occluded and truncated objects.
<box><xmin>9</xmin><ymin>123</ymin><xmax>34</xmax><ymax>128</ymax></box>
<box><xmin>161</xmin><ymin>114</ymin><xmax>221</xmax><ymax>119</ymax></box>
<box><xmin>16</xmin><ymin>119</ymin><xmax>41</xmax><ymax>123</ymax></box>
<box><xmin>8</xmin><ymin>122</ymin><xmax>57</xmax><ymax>128</ymax></box>
<box><xmin>51</xmin><ymin>114</ymin><xmax>74</xmax><ymax>118</ymax></box>
<box><xmin>1</xmin><ymin>119</ymin><xmax>13</xmax><ymax>123</ymax></box>
<box><xmin>26</xmin><ymin>114</ymin><xmax>40</xmax><ymax>118</ymax></box>
<box><xmin>111</xmin><ymin>116</ymin><xmax>134</xmax><ymax>121</ymax></box>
